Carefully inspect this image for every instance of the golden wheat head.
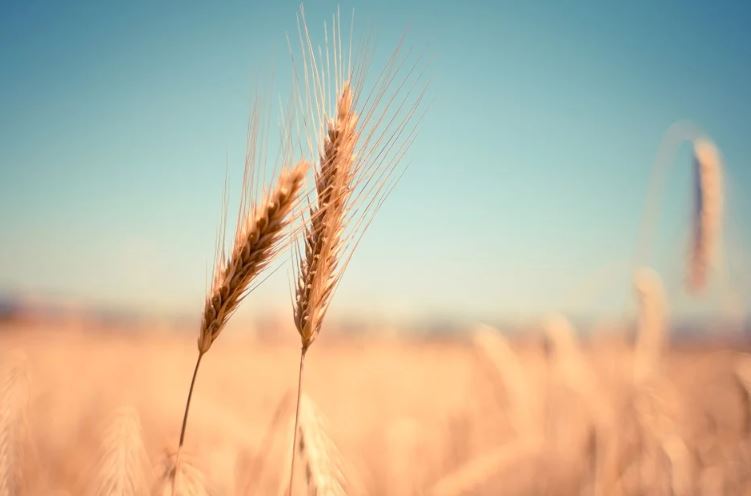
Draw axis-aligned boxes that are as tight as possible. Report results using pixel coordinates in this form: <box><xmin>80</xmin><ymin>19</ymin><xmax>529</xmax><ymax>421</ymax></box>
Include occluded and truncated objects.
<box><xmin>90</xmin><ymin>407</ymin><xmax>149</xmax><ymax>496</ymax></box>
<box><xmin>296</xmin><ymin>395</ymin><xmax>348</xmax><ymax>496</ymax></box>
<box><xmin>293</xmin><ymin>82</ymin><xmax>357</xmax><ymax>352</ymax></box>
<box><xmin>199</xmin><ymin>160</ymin><xmax>308</xmax><ymax>354</ymax></box>
<box><xmin>688</xmin><ymin>138</ymin><xmax>723</xmax><ymax>292</ymax></box>
<box><xmin>290</xmin><ymin>7</ymin><xmax>425</xmax><ymax>353</ymax></box>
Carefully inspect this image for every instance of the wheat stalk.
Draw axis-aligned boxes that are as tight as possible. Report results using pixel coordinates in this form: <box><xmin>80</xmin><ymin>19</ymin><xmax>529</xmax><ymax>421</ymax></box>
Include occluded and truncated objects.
<box><xmin>177</xmin><ymin>160</ymin><xmax>307</xmax><ymax>453</ymax></box>
<box><xmin>285</xmin><ymin>7</ymin><xmax>424</xmax><ymax>493</ymax></box>
<box><xmin>543</xmin><ymin>313</ymin><xmax>597</xmax><ymax>397</ymax></box>
<box><xmin>471</xmin><ymin>324</ymin><xmax>537</xmax><ymax>437</ymax></box>
<box><xmin>90</xmin><ymin>407</ymin><xmax>149</xmax><ymax>496</ymax></box>
<box><xmin>688</xmin><ymin>138</ymin><xmax>723</xmax><ymax>292</ymax></box>
<box><xmin>633</xmin><ymin>267</ymin><xmax>667</xmax><ymax>382</ymax></box>
<box><xmin>428</xmin><ymin>438</ymin><xmax>539</xmax><ymax>496</ymax></box>
<box><xmin>0</xmin><ymin>353</ymin><xmax>28</xmax><ymax>496</ymax></box>
<box><xmin>288</xmin><ymin>78</ymin><xmax>356</xmax><ymax>496</ymax></box>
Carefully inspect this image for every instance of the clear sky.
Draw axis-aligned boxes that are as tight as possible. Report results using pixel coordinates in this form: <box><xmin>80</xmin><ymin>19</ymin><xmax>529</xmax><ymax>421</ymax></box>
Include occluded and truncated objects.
<box><xmin>1</xmin><ymin>1</ymin><xmax>750</xmax><ymax>326</ymax></box>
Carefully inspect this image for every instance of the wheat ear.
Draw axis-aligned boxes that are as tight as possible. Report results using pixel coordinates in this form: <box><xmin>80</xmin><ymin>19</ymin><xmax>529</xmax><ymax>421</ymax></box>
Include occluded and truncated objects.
<box><xmin>287</xmin><ymin>7</ymin><xmax>424</xmax><ymax>492</ymax></box>
<box><xmin>0</xmin><ymin>353</ymin><xmax>29</xmax><ymax>496</ymax></box>
<box><xmin>153</xmin><ymin>453</ymin><xmax>209</xmax><ymax>496</ymax></box>
<box><xmin>633</xmin><ymin>267</ymin><xmax>667</xmax><ymax>382</ymax></box>
<box><xmin>295</xmin><ymin>395</ymin><xmax>347</xmax><ymax>496</ymax></box>
<box><xmin>634</xmin><ymin>123</ymin><xmax>724</xmax><ymax>293</ymax></box>
<box><xmin>177</xmin><ymin>160</ymin><xmax>307</xmax><ymax>454</ymax></box>
<box><xmin>688</xmin><ymin>138</ymin><xmax>723</xmax><ymax>292</ymax></box>
<box><xmin>90</xmin><ymin>407</ymin><xmax>149</xmax><ymax>496</ymax></box>
<box><xmin>288</xmin><ymin>81</ymin><xmax>356</xmax><ymax>496</ymax></box>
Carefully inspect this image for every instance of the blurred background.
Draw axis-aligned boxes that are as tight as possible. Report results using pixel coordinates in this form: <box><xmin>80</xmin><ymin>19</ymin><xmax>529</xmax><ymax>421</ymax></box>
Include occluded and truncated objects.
<box><xmin>2</xmin><ymin>2</ymin><xmax>751</xmax><ymax>495</ymax></box>
<box><xmin>2</xmin><ymin>0</ymin><xmax>750</xmax><ymax>332</ymax></box>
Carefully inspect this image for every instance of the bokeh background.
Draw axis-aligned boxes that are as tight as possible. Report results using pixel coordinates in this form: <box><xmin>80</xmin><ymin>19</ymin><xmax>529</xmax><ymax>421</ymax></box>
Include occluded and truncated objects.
<box><xmin>2</xmin><ymin>0</ymin><xmax>750</xmax><ymax>330</ymax></box>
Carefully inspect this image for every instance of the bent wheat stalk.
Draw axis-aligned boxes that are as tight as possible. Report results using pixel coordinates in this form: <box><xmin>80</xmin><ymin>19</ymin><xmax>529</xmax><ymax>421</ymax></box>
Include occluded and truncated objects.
<box><xmin>177</xmin><ymin>160</ymin><xmax>307</xmax><ymax>453</ymax></box>
<box><xmin>634</xmin><ymin>122</ymin><xmax>723</xmax><ymax>293</ymax></box>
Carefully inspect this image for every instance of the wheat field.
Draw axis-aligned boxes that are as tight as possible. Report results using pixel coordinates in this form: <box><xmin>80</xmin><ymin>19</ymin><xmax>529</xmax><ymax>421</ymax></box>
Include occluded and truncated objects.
<box><xmin>2</xmin><ymin>5</ymin><xmax>749</xmax><ymax>496</ymax></box>
<box><xmin>1</xmin><ymin>322</ymin><xmax>750</xmax><ymax>495</ymax></box>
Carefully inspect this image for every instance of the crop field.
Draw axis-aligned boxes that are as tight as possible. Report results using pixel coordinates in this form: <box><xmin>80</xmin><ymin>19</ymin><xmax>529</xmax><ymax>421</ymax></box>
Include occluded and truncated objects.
<box><xmin>2</xmin><ymin>324</ymin><xmax>751</xmax><ymax>495</ymax></box>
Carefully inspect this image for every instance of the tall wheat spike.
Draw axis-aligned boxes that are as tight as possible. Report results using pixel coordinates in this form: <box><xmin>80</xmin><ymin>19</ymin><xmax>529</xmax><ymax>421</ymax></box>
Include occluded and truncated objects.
<box><xmin>633</xmin><ymin>267</ymin><xmax>667</xmax><ymax>382</ymax></box>
<box><xmin>286</xmin><ymin>7</ymin><xmax>424</xmax><ymax>494</ymax></box>
<box><xmin>0</xmin><ymin>353</ymin><xmax>29</xmax><ymax>496</ymax></box>
<box><xmin>688</xmin><ymin>138</ymin><xmax>723</xmax><ymax>292</ymax></box>
<box><xmin>90</xmin><ymin>407</ymin><xmax>149</xmax><ymax>496</ymax></box>
<box><xmin>177</xmin><ymin>159</ymin><xmax>307</xmax><ymax>455</ymax></box>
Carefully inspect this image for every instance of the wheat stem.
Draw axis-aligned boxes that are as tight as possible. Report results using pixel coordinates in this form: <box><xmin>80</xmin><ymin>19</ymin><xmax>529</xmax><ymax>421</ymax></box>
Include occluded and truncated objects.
<box><xmin>178</xmin><ymin>352</ymin><xmax>204</xmax><ymax>449</ymax></box>
<box><xmin>287</xmin><ymin>348</ymin><xmax>307</xmax><ymax>496</ymax></box>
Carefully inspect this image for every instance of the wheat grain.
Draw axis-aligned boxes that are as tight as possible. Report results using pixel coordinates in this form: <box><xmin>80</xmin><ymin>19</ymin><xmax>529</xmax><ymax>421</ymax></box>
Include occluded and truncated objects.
<box><xmin>90</xmin><ymin>407</ymin><xmax>149</xmax><ymax>496</ymax></box>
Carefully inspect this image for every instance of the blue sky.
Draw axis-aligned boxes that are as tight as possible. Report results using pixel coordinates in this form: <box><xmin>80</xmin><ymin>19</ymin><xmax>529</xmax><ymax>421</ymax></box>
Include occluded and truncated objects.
<box><xmin>1</xmin><ymin>1</ymin><xmax>750</xmax><ymax>326</ymax></box>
